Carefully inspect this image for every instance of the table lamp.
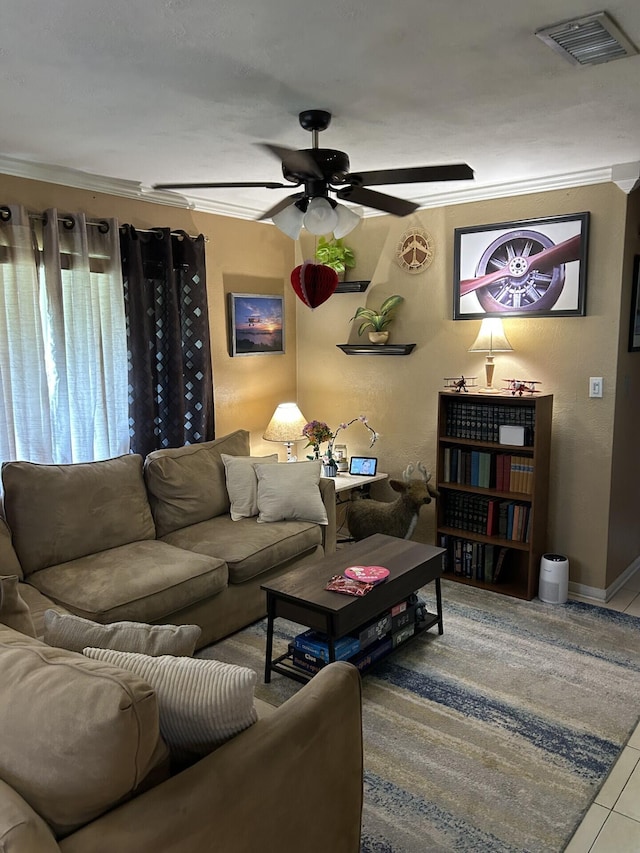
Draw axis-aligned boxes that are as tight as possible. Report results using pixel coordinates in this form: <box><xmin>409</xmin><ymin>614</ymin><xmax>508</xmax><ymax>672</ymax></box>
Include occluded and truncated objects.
<box><xmin>468</xmin><ymin>318</ymin><xmax>513</xmax><ymax>394</ymax></box>
<box><xmin>263</xmin><ymin>402</ymin><xmax>308</xmax><ymax>461</ymax></box>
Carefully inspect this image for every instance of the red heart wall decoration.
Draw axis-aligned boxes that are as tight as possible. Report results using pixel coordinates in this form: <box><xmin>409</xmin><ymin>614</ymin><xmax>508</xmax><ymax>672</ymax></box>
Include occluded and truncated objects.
<box><xmin>290</xmin><ymin>262</ymin><xmax>338</xmax><ymax>309</ymax></box>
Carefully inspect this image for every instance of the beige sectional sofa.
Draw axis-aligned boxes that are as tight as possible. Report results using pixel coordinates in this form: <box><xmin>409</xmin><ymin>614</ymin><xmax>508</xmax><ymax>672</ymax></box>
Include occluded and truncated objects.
<box><xmin>0</xmin><ymin>434</ymin><xmax>363</xmax><ymax>851</ymax></box>
<box><xmin>0</xmin><ymin>429</ymin><xmax>336</xmax><ymax>646</ymax></box>
<box><xmin>0</xmin><ymin>617</ymin><xmax>363</xmax><ymax>852</ymax></box>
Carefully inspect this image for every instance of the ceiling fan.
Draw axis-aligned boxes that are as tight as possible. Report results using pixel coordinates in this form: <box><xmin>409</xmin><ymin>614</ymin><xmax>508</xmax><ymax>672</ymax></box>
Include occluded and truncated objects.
<box><xmin>154</xmin><ymin>109</ymin><xmax>474</xmax><ymax>238</ymax></box>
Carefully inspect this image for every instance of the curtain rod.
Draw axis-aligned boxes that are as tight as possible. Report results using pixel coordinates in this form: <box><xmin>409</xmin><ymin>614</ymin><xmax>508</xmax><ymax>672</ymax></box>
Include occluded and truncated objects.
<box><xmin>0</xmin><ymin>207</ymin><xmax>207</xmax><ymax>241</ymax></box>
<box><xmin>125</xmin><ymin>225</ymin><xmax>209</xmax><ymax>242</ymax></box>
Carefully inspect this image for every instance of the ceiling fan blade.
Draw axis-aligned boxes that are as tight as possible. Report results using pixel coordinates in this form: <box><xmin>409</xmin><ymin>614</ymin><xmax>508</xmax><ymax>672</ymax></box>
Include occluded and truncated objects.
<box><xmin>153</xmin><ymin>181</ymin><xmax>294</xmax><ymax>190</ymax></box>
<box><xmin>257</xmin><ymin>143</ymin><xmax>324</xmax><ymax>179</ymax></box>
<box><xmin>256</xmin><ymin>193</ymin><xmax>305</xmax><ymax>222</ymax></box>
<box><xmin>345</xmin><ymin>163</ymin><xmax>474</xmax><ymax>187</ymax></box>
<box><xmin>337</xmin><ymin>186</ymin><xmax>419</xmax><ymax>217</ymax></box>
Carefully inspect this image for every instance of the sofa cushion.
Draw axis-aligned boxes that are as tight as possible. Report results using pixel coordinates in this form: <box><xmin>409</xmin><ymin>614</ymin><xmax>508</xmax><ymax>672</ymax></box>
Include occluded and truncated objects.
<box><xmin>43</xmin><ymin>610</ymin><xmax>202</xmax><ymax>656</ymax></box>
<box><xmin>0</xmin><ymin>624</ymin><xmax>168</xmax><ymax>837</ymax></box>
<box><xmin>0</xmin><ymin>575</ymin><xmax>36</xmax><ymax>636</ymax></box>
<box><xmin>84</xmin><ymin>648</ymin><xmax>257</xmax><ymax>761</ymax></box>
<box><xmin>221</xmin><ymin>453</ymin><xmax>278</xmax><ymax>520</ymax></box>
<box><xmin>27</xmin><ymin>540</ymin><xmax>228</xmax><ymax>624</ymax></box>
<box><xmin>255</xmin><ymin>461</ymin><xmax>328</xmax><ymax>525</ymax></box>
<box><xmin>0</xmin><ymin>780</ymin><xmax>59</xmax><ymax>853</ymax></box>
<box><xmin>144</xmin><ymin>430</ymin><xmax>250</xmax><ymax>537</ymax></box>
<box><xmin>15</xmin><ymin>583</ymin><xmax>69</xmax><ymax>640</ymax></box>
<box><xmin>0</xmin><ymin>517</ymin><xmax>23</xmax><ymax>579</ymax></box>
<box><xmin>160</xmin><ymin>515</ymin><xmax>323</xmax><ymax>584</ymax></box>
<box><xmin>1</xmin><ymin>455</ymin><xmax>156</xmax><ymax>577</ymax></box>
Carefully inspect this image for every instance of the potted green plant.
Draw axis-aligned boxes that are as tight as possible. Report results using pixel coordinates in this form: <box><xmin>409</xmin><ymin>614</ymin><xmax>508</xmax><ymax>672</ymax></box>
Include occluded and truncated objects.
<box><xmin>314</xmin><ymin>237</ymin><xmax>356</xmax><ymax>278</ymax></box>
<box><xmin>351</xmin><ymin>295</ymin><xmax>404</xmax><ymax>344</ymax></box>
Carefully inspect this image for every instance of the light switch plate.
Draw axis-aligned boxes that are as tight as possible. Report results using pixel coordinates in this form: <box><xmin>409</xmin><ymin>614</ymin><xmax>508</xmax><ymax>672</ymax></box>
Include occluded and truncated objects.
<box><xmin>589</xmin><ymin>377</ymin><xmax>603</xmax><ymax>398</ymax></box>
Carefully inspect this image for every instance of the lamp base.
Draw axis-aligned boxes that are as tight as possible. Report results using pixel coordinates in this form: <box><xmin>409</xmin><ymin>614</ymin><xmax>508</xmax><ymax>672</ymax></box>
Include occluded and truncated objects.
<box><xmin>478</xmin><ymin>387</ymin><xmax>502</xmax><ymax>395</ymax></box>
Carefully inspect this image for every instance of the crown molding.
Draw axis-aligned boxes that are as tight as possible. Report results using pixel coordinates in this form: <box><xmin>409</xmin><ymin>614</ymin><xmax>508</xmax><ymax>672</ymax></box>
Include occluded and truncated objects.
<box><xmin>1</xmin><ymin>154</ymin><xmax>637</xmax><ymax>222</ymax></box>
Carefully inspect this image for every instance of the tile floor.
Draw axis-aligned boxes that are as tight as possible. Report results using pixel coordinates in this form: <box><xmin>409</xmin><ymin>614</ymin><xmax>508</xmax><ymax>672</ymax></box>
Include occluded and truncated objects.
<box><xmin>565</xmin><ymin>569</ymin><xmax>640</xmax><ymax>852</ymax></box>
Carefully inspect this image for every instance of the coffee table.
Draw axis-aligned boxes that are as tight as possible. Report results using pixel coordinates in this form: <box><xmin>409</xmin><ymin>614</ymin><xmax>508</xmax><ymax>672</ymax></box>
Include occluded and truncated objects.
<box><xmin>261</xmin><ymin>533</ymin><xmax>445</xmax><ymax>684</ymax></box>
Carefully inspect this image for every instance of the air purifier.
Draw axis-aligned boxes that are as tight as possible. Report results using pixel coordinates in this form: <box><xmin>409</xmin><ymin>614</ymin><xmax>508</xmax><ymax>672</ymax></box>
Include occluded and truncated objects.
<box><xmin>538</xmin><ymin>554</ymin><xmax>569</xmax><ymax>604</ymax></box>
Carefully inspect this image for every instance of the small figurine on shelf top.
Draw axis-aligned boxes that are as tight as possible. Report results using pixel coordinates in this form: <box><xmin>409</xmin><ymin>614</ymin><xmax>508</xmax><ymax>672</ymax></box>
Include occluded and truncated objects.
<box><xmin>502</xmin><ymin>379</ymin><xmax>541</xmax><ymax>396</ymax></box>
<box><xmin>444</xmin><ymin>376</ymin><xmax>477</xmax><ymax>393</ymax></box>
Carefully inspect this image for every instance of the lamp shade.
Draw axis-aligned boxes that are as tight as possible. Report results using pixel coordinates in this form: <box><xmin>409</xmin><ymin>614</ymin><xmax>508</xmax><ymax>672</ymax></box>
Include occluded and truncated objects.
<box><xmin>333</xmin><ymin>203</ymin><xmax>361</xmax><ymax>239</ymax></box>
<box><xmin>263</xmin><ymin>402</ymin><xmax>308</xmax><ymax>443</ymax></box>
<box><xmin>468</xmin><ymin>318</ymin><xmax>513</xmax><ymax>354</ymax></box>
<box><xmin>272</xmin><ymin>204</ymin><xmax>305</xmax><ymax>240</ymax></box>
<box><xmin>303</xmin><ymin>197</ymin><xmax>338</xmax><ymax>235</ymax></box>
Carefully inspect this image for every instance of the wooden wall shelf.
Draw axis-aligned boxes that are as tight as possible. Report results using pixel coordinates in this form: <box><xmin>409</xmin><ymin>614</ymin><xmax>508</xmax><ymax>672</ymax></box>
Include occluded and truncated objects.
<box><xmin>335</xmin><ymin>280</ymin><xmax>370</xmax><ymax>293</ymax></box>
<box><xmin>337</xmin><ymin>344</ymin><xmax>416</xmax><ymax>356</ymax></box>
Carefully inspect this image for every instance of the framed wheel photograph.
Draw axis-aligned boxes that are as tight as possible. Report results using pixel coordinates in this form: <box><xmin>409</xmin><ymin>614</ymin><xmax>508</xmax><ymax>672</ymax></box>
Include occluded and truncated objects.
<box><xmin>227</xmin><ymin>293</ymin><xmax>284</xmax><ymax>356</ymax></box>
<box><xmin>453</xmin><ymin>212</ymin><xmax>590</xmax><ymax>319</ymax></box>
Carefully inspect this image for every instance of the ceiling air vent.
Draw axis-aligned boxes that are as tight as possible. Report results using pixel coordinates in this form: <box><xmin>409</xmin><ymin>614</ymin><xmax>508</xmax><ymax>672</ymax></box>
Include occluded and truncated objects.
<box><xmin>535</xmin><ymin>11</ymin><xmax>638</xmax><ymax>66</ymax></box>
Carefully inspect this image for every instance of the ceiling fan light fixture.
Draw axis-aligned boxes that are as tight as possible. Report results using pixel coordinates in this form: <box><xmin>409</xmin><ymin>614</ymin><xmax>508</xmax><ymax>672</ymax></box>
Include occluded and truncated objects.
<box><xmin>272</xmin><ymin>202</ymin><xmax>305</xmax><ymax>239</ymax></box>
<box><xmin>303</xmin><ymin>197</ymin><xmax>338</xmax><ymax>235</ymax></box>
<box><xmin>333</xmin><ymin>203</ymin><xmax>361</xmax><ymax>239</ymax></box>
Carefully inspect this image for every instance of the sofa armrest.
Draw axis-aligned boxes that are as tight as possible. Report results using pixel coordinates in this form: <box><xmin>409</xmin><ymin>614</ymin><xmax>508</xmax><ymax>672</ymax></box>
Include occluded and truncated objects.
<box><xmin>318</xmin><ymin>477</ymin><xmax>336</xmax><ymax>554</ymax></box>
<box><xmin>59</xmin><ymin>662</ymin><xmax>363</xmax><ymax>853</ymax></box>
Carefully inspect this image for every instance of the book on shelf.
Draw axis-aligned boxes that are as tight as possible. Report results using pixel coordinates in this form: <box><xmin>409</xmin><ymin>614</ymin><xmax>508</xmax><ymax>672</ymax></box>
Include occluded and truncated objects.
<box><xmin>440</xmin><ymin>534</ymin><xmax>514</xmax><ymax>585</ymax></box>
<box><xmin>493</xmin><ymin>546</ymin><xmax>510</xmax><ymax>582</ymax></box>
<box><xmin>443</xmin><ymin>447</ymin><xmax>451</xmax><ymax>483</ymax></box>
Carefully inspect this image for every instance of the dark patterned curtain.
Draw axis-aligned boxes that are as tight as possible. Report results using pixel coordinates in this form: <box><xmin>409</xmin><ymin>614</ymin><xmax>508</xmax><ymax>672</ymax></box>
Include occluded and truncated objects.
<box><xmin>120</xmin><ymin>226</ymin><xmax>214</xmax><ymax>456</ymax></box>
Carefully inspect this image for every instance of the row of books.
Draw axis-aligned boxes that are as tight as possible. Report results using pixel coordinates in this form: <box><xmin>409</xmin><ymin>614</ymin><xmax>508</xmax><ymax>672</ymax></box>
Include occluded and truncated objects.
<box><xmin>290</xmin><ymin>596</ymin><xmax>422</xmax><ymax>674</ymax></box>
<box><xmin>443</xmin><ymin>400</ymin><xmax>535</xmax><ymax>444</ymax></box>
<box><xmin>439</xmin><ymin>534</ymin><xmax>510</xmax><ymax>583</ymax></box>
<box><xmin>441</xmin><ymin>449</ymin><xmax>534</xmax><ymax>493</ymax></box>
<box><xmin>442</xmin><ymin>492</ymin><xmax>532</xmax><ymax>542</ymax></box>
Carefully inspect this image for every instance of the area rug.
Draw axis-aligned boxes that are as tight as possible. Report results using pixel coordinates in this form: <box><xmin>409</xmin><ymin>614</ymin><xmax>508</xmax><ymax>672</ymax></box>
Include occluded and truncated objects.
<box><xmin>198</xmin><ymin>581</ymin><xmax>640</xmax><ymax>852</ymax></box>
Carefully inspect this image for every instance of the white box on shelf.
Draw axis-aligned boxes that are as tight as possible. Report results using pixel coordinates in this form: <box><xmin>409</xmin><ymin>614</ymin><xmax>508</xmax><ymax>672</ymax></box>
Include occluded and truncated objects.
<box><xmin>499</xmin><ymin>425</ymin><xmax>525</xmax><ymax>446</ymax></box>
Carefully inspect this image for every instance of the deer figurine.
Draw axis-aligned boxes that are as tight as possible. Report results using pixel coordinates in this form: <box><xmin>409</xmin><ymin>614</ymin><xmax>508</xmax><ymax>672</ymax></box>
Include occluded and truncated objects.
<box><xmin>347</xmin><ymin>462</ymin><xmax>439</xmax><ymax>542</ymax></box>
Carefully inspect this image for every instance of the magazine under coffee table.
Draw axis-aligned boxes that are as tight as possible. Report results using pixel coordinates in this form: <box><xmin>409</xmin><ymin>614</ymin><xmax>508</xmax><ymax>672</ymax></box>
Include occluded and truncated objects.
<box><xmin>261</xmin><ymin>533</ymin><xmax>445</xmax><ymax>684</ymax></box>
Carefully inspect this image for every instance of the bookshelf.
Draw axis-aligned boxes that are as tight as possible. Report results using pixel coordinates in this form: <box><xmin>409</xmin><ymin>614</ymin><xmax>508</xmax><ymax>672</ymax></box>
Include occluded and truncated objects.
<box><xmin>436</xmin><ymin>391</ymin><xmax>552</xmax><ymax>600</ymax></box>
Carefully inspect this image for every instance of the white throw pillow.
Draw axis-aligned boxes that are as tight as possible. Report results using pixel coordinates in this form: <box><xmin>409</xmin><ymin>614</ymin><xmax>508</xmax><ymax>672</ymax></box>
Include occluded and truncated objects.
<box><xmin>44</xmin><ymin>610</ymin><xmax>201</xmax><ymax>656</ymax></box>
<box><xmin>254</xmin><ymin>461</ymin><xmax>328</xmax><ymax>525</ymax></box>
<box><xmin>83</xmin><ymin>648</ymin><xmax>258</xmax><ymax>759</ymax></box>
<box><xmin>221</xmin><ymin>453</ymin><xmax>279</xmax><ymax>520</ymax></box>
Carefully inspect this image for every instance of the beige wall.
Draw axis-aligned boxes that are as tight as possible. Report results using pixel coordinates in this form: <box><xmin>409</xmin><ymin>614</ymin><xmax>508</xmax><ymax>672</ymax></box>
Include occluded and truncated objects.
<box><xmin>608</xmin><ymin>187</ymin><xmax>640</xmax><ymax>587</ymax></box>
<box><xmin>2</xmin><ymin>172</ymin><xmax>637</xmax><ymax>593</ymax></box>
<box><xmin>297</xmin><ymin>183</ymin><xmax>636</xmax><ymax>592</ymax></box>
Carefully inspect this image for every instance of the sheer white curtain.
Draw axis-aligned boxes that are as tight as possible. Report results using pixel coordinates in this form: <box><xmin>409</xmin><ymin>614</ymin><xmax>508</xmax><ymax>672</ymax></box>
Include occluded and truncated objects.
<box><xmin>0</xmin><ymin>206</ymin><xmax>53</xmax><ymax>462</ymax></box>
<box><xmin>0</xmin><ymin>204</ymin><xmax>129</xmax><ymax>465</ymax></box>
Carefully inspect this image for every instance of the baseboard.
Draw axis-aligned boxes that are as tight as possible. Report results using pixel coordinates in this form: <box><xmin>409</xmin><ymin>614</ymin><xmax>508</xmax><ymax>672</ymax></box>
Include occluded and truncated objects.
<box><xmin>569</xmin><ymin>554</ymin><xmax>640</xmax><ymax>602</ymax></box>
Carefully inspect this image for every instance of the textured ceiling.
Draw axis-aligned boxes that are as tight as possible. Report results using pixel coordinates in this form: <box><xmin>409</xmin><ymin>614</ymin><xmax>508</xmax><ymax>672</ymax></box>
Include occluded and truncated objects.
<box><xmin>2</xmin><ymin>1</ymin><xmax>640</xmax><ymax>219</ymax></box>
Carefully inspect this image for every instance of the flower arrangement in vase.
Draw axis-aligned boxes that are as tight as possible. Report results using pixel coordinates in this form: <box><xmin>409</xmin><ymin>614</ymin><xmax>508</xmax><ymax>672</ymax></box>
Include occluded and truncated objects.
<box><xmin>302</xmin><ymin>416</ymin><xmax>379</xmax><ymax>477</ymax></box>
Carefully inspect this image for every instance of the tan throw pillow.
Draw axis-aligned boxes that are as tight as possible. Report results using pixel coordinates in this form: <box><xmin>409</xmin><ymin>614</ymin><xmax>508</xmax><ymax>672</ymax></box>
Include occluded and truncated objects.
<box><xmin>0</xmin><ymin>576</ymin><xmax>36</xmax><ymax>637</ymax></box>
<box><xmin>221</xmin><ymin>453</ymin><xmax>278</xmax><ymax>520</ymax></box>
<box><xmin>43</xmin><ymin>610</ymin><xmax>201</xmax><ymax>656</ymax></box>
<box><xmin>83</xmin><ymin>648</ymin><xmax>258</xmax><ymax>760</ymax></box>
<box><xmin>255</xmin><ymin>461</ymin><xmax>328</xmax><ymax>525</ymax></box>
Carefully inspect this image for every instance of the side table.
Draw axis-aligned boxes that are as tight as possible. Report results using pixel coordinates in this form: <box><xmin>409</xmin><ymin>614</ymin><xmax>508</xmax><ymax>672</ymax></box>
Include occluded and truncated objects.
<box><xmin>323</xmin><ymin>472</ymin><xmax>388</xmax><ymax>543</ymax></box>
